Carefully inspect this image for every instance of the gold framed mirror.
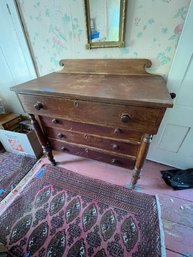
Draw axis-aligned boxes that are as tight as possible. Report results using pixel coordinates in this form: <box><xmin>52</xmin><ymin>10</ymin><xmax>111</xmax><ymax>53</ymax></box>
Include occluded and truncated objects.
<box><xmin>84</xmin><ymin>0</ymin><xmax>127</xmax><ymax>49</ymax></box>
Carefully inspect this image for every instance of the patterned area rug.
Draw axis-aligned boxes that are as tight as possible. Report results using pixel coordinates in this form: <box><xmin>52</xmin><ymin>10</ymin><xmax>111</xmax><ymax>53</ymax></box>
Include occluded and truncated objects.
<box><xmin>0</xmin><ymin>152</ymin><xmax>36</xmax><ymax>201</ymax></box>
<box><xmin>0</xmin><ymin>164</ymin><xmax>165</xmax><ymax>257</ymax></box>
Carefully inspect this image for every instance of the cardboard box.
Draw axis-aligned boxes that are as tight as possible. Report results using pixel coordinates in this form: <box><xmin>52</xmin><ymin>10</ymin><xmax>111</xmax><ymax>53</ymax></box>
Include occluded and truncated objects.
<box><xmin>0</xmin><ymin>129</ymin><xmax>42</xmax><ymax>158</ymax></box>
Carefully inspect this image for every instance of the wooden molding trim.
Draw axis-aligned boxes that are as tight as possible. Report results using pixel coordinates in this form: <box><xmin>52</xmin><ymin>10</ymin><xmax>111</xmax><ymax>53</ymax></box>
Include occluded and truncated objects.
<box><xmin>58</xmin><ymin>59</ymin><xmax>153</xmax><ymax>76</ymax></box>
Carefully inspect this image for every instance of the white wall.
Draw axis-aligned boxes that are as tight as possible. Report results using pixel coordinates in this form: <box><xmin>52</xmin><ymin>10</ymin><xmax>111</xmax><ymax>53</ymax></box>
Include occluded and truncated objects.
<box><xmin>0</xmin><ymin>1</ymin><xmax>36</xmax><ymax>113</ymax></box>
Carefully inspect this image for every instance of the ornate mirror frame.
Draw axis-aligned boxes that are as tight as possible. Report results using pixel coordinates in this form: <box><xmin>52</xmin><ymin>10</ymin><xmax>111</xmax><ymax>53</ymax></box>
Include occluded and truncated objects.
<box><xmin>84</xmin><ymin>0</ymin><xmax>127</xmax><ymax>49</ymax></box>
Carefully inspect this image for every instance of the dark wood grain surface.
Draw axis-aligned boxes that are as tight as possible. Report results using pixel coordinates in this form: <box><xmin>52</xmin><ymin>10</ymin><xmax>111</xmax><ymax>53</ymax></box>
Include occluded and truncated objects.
<box><xmin>45</xmin><ymin>126</ymin><xmax>140</xmax><ymax>156</ymax></box>
<box><xmin>11</xmin><ymin>59</ymin><xmax>173</xmax><ymax>108</ymax></box>
<box><xmin>59</xmin><ymin>59</ymin><xmax>153</xmax><ymax>75</ymax></box>
<box><xmin>18</xmin><ymin>94</ymin><xmax>163</xmax><ymax>133</ymax></box>
<box><xmin>40</xmin><ymin>116</ymin><xmax>143</xmax><ymax>142</ymax></box>
<box><xmin>49</xmin><ymin>138</ymin><xmax>136</xmax><ymax>169</ymax></box>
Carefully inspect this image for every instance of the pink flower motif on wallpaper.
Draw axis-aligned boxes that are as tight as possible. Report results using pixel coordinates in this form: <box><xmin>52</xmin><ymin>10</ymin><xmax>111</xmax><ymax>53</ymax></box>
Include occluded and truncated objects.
<box><xmin>54</xmin><ymin>26</ymin><xmax>61</xmax><ymax>32</ymax></box>
<box><xmin>174</xmin><ymin>23</ymin><xmax>184</xmax><ymax>34</ymax></box>
<box><xmin>134</xmin><ymin>17</ymin><xmax>141</xmax><ymax>26</ymax></box>
<box><xmin>52</xmin><ymin>36</ymin><xmax>64</xmax><ymax>47</ymax></box>
<box><xmin>75</xmin><ymin>30</ymin><xmax>82</xmax><ymax>43</ymax></box>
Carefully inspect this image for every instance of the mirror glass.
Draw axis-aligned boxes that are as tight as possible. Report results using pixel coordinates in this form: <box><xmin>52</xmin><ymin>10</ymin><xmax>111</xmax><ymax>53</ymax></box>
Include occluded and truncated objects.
<box><xmin>84</xmin><ymin>0</ymin><xmax>127</xmax><ymax>49</ymax></box>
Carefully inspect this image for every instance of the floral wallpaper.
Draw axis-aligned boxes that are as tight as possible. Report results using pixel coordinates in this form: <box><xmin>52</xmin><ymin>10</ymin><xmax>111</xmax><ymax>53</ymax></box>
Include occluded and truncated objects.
<box><xmin>18</xmin><ymin>0</ymin><xmax>190</xmax><ymax>77</ymax></box>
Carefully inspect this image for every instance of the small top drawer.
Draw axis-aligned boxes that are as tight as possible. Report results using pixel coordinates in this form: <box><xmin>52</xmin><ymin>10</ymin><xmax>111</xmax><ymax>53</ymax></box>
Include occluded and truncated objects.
<box><xmin>18</xmin><ymin>94</ymin><xmax>163</xmax><ymax>133</ymax></box>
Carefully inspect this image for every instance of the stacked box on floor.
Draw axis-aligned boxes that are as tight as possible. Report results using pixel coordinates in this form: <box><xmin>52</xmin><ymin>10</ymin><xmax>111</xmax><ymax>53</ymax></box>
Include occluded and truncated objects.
<box><xmin>0</xmin><ymin>113</ymin><xmax>42</xmax><ymax>158</ymax></box>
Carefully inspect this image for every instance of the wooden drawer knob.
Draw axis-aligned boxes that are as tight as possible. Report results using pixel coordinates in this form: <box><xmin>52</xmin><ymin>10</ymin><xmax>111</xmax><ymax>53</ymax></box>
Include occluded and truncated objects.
<box><xmin>121</xmin><ymin>114</ymin><xmax>131</xmax><ymax>123</ymax></box>
<box><xmin>111</xmin><ymin>158</ymin><xmax>118</xmax><ymax>164</ymax></box>
<box><xmin>84</xmin><ymin>134</ymin><xmax>89</xmax><ymax>140</ymax></box>
<box><xmin>170</xmin><ymin>92</ymin><xmax>176</xmax><ymax>99</ymax></box>
<box><xmin>34</xmin><ymin>102</ymin><xmax>43</xmax><ymax>110</ymax></box>
<box><xmin>74</xmin><ymin>101</ymin><xmax>79</xmax><ymax>108</ymax></box>
<box><xmin>114</xmin><ymin>128</ymin><xmax>121</xmax><ymax>134</ymax></box>
<box><xmin>61</xmin><ymin>146</ymin><xmax>69</xmax><ymax>152</ymax></box>
<box><xmin>112</xmin><ymin>144</ymin><xmax>119</xmax><ymax>150</ymax></box>
<box><xmin>57</xmin><ymin>133</ymin><xmax>64</xmax><ymax>139</ymax></box>
<box><xmin>52</xmin><ymin>118</ymin><xmax>59</xmax><ymax>124</ymax></box>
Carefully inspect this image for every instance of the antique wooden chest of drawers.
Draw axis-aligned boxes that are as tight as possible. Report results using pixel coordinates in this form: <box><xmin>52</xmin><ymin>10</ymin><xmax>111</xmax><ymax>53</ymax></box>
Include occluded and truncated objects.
<box><xmin>11</xmin><ymin>59</ymin><xmax>173</xmax><ymax>187</ymax></box>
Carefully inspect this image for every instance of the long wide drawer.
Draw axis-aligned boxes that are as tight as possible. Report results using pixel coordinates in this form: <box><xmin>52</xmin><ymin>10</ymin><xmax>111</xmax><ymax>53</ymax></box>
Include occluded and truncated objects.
<box><xmin>18</xmin><ymin>94</ymin><xmax>163</xmax><ymax>133</ymax></box>
<box><xmin>49</xmin><ymin>138</ymin><xmax>136</xmax><ymax>169</ymax></box>
<box><xmin>40</xmin><ymin>116</ymin><xmax>143</xmax><ymax>142</ymax></box>
<box><xmin>45</xmin><ymin>127</ymin><xmax>140</xmax><ymax>156</ymax></box>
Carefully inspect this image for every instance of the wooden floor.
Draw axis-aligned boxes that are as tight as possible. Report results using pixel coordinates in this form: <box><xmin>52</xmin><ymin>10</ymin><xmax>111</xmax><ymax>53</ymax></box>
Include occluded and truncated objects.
<box><xmin>1</xmin><ymin>151</ymin><xmax>193</xmax><ymax>256</ymax></box>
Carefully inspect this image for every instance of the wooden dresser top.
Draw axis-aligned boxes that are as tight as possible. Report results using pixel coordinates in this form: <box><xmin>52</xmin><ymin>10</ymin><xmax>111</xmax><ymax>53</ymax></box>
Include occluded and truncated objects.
<box><xmin>11</xmin><ymin>59</ymin><xmax>173</xmax><ymax>108</ymax></box>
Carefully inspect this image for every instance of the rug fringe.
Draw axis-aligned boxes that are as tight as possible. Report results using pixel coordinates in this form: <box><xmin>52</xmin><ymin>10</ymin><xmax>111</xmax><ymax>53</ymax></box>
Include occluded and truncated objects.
<box><xmin>156</xmin><ymin>195</ymin><xmax>166</xmax><ymax>257</ymax></box>
<box><xmin>0</xmin><ymin>158</ymin><xmax>44</xmax><ymax>216</ymax></box>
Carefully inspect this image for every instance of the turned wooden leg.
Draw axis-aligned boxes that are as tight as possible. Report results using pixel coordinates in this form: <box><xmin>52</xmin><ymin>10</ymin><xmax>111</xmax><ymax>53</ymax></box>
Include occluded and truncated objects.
<box><xmin>131</xmin><ymin>134</ymin><xmax>152</xmax><ymax>188</ymax></box>
<box><xmin>29</xmin><ymin>114</ymin><xmax>56</xmax><ymax>166</ymax></box>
